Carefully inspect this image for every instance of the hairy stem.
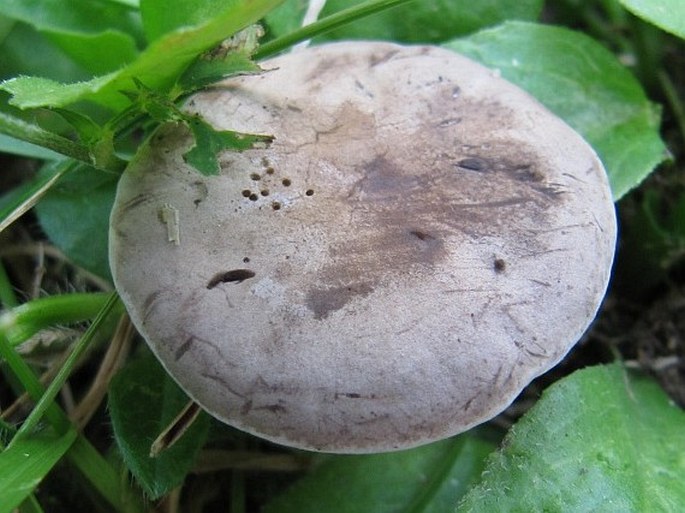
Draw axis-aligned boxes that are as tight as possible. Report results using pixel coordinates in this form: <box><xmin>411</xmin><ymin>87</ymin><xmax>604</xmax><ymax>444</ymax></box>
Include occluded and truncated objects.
<box><xmin>0</xmin><ymin>110</ymin><xmax>92</xmax><ymax>164</ymax></box>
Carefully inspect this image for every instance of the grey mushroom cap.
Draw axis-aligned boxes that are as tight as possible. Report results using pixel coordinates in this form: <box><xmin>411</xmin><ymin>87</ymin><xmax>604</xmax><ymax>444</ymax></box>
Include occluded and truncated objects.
<box><xmin>109</xmin><ymin>41</ymin><xmax>617</xmax><ymax>453</ymax></box>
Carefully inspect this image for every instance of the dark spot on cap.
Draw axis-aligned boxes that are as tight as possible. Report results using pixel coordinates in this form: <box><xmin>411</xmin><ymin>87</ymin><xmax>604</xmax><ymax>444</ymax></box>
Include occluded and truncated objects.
<box><xmin>409</xmin><ymin>230</ymin><xmax>435</xmax><ymax>242</ymax></box>
<box><xmin>207</xmin><ymin>269</ymin><xmax>256</xmax><ymax>289</ymax></box>
<box><xmin>457</xmin><ymin>157</ymin><xmax>488</xmax><ymax>172</ymax></box>
<box><xmin>250</xmin><ymin>173</ymin><xmax>261</xmax><ymax>181</ymax></box>
<box><xmin>494</xmin><ymin>258</ymin><xmax>506</xmax><ymax>273</ymax></box>
<box><xmin>282</xmin><ymin>178</ymin><xmax>292</xmax><ymax>187</ymax></box>
<box><xmin>305</xmin><ymin>189</ymin><xmax>314</xmax><ymax>196</ymax></box>
<box><xmin>241</xmin><ymin>190</ymin><xmax>252</xmax><ymax>198</ymax></box>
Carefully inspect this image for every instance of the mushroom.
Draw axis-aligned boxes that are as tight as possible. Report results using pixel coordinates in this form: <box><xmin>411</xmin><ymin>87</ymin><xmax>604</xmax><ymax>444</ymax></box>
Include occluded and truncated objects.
<box><xmin>109</xmin><ymin>41</ymin><xmax>616</xmax><ymax>453</ymax></box>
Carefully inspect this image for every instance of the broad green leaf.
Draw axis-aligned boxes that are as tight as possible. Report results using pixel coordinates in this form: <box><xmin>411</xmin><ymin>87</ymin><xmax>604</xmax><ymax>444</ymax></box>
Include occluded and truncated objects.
<box><xmin>141</xmin><ymin>0</ymin><xmax>236</xmax><ymax>42</ymax></box>
<box><xmin>1</xmin><ymin>74</ymin><xmax>116</xmax><ymax>110</ymax></box>
<box><xmin>263</xmin><ymin>0</ymin><xmax>309</xmax><ymax>40</ymax></box>
<box><xmin>0</xmin><ymin>428</ymin><xmax>77</xmax><ymax>513</ymax></box>
<box><xmin>0</xmin><ymin>23</ymin><xmax>88</xmax><ymax>82</ymax></box>
<box><xmin>445</xmin><ymin>21</ymin><xmax>667</xmax><ymax>199</ymax></box>
<box><xmin>0</xmin><ymin>15</ymin><xmax>13</xmax><ymax>43</ymax></box>
<box><xmin>620</xmin><ymin>0</ymin><xmax>685</xmax><ymax>39</ymax></box>
<box><xmin>0</xmin><ymin>0</ymin><xmax>142</xmax><ymax>75</ymax></box>
<box><xmin>46</xmin><ymin>30</ymin><xmax>139</xmax><ymax>76</ymax></box>
<box><xmin>457</xmin><ymin>364</ymin><xmax>685</xmax><ymax>512</ymax></box>
<box><xmin>34</xmin><ymin>164</ymin><xmax>117</xmax><ymax>280</ymax></box>
<box><xmin>109</xmin><ymin>351</ymin><xmax>210</xmax><ymax>500</ymax></box>
<box><xmin>0</xmin><ymin>0</ymin><xmax>284</xmax><ymax>111</ymax></box>
<box><xmin>0</xmin><ymin>0</ymin><xmax>141</xmax><ymax>37</ymax></box>
<box><xmin>263</xmin><ymin>434</ymin><xmax>495</xmax><ymax>513</ymax></box>
<box><xmin>317</xmin><ymin>0</ymin><xmax>543</xmax><ymax>43</ymax></box>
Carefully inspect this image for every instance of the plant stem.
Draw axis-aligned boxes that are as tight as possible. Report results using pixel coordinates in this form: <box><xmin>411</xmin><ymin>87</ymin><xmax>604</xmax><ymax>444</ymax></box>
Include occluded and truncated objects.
<box><xmin>255</xmin><ymin>0</ymin><xmax>416</xmax><ymax>59</ymax></box>
<box><xmin>0</xmin><ymin>294</ymin><xmax>144</xmax><ymax>512</ymax></box>
<box><xmin>0</xmin><ymin>110</ymin><xmax>92</xmax><ymax>165</ymax></box>
<box><xmin>14</xmin><ymin>293</ymin><xmax>120</xmax><ymax>439</ymax></box>
<box><xmin>0</xmin><ymin>332</ymin><xmax>69</xmax><ymax>433</ymax></box>
<box><xmin>0</xmin><ymin>292</ymin><xmax>115</xmax><ymax>347</ymax></box>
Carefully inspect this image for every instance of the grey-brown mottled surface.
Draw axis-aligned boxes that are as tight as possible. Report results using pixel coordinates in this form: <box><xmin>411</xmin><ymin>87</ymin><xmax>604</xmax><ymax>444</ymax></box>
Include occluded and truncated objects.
<box><xmin>109</xmin><ymin>42</ymin><xmax>617</xmax><ymax>453</ymax></box>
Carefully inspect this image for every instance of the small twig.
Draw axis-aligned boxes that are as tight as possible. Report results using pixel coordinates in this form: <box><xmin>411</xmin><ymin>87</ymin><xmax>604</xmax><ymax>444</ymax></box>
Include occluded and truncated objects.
<box><xmin>30</xmin><ymin>242</ymin><xmax>46</xmax><ymax>300</ymax></box>
<box><xmin>0</xmin><ymin>242</ymin><xmax>113</xmax><ymax>292</ymax></box>
<box><xmin>70</xmin><ymin>314</ymin><xmax>135</xmax><ymax>429</ymax></box>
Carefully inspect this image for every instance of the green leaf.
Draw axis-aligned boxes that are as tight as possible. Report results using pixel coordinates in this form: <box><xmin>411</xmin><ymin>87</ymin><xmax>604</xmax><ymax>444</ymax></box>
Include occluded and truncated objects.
<box><xmin>124</xmin><ymin>79</ymin><xmax>272</xmax><ymax>175</ymax></box>
<box><xmin>263</xmin><ymin>0</ymin><xmax>309</xmax><ymax>40</ymax></box>
<box><xmin>0</xmin><ymin>0</ymin><xmax>284</xmax><ymax>111</ymax></box>
<box><xmin>0</xmin><ymin>0</ymin><xmax>141</xmax><ymax>37</ymax></box>
<box><xmin>178</xmin><ymin>50</ymin><xmax>261</xmax><ymax>93</ymax></box>
<box><xmin>620</xmin><ymin>0</ymin><xmax>685</xmax><ymax>39</ymax></box>
<box><xmin>456</xmin><ymin>364</ymin><xmax>685</xmax><ymax>512</ymax></box>
<box><xmin>263</xmin><ymin>434</ymin><xmax>495</xmax><ymax>513</ymax></box>
<box><xmin>109</xmin><ymin>351</ymin><xmax>210</xmax><ymax>500</ymax></box>
<box><xmin>0</xmin><ymin>23</ymin><xmax>90</xmax><ymax>82</ymax></box>
<box><xmin>141</xmin><ymin>0</ymin><xmax>237</xmax><ymax>42</ymax></box>
<box><xmin>445</xmin><ymin>21</ymin><xmax>668</xmax><ymax>199</ymax></box>
<box><xmin>177</xmin><ymin>25</ymin><xmax>264</xmax><ymax>93</ymax></box>
<box><xmin>0</xmin><ymin>0</ymin><xmax>142</xmax><ymax>75</ymax></box>
<box><xmin>184</xmin><ymin>116</ymin><xmax>274</xmax><ymax>175</ymax></box>
<box><xmin>0</xmin><ymin>74</ymin><xmax>116</xmax><ymax>110</ymax></box>
<box><xmin>34</xmin><ymin>164</ymin><xmax>118</xmax><ymax>280</ymax></box>
<box><xmin>0</xmin><ymin>428</ymin><xmax>77</xmax><ymax>513</ymax></box>
<box><xmin>46</xmin><ymin>29</ymin><xmax>139</xmax><ymax>76</ymax></box>
<box><xmin>317</xmin><ymin>0</ymin><xmax>543</xmax><ymax>43</ymax></box>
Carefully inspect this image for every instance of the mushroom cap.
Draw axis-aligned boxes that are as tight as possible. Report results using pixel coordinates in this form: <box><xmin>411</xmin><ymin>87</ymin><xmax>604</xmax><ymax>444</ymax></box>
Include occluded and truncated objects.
<box><xmin>109</xmin><ymin>41</ymin><xmax>616</xmax><ymax>453</ymax></box>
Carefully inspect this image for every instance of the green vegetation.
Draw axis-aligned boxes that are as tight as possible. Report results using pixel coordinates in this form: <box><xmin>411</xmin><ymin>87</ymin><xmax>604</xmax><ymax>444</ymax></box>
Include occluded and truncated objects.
<box><xmin>1</xmin><ymin>0</ymin><xmax>684</xmax><ymax>511</ymax></box>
